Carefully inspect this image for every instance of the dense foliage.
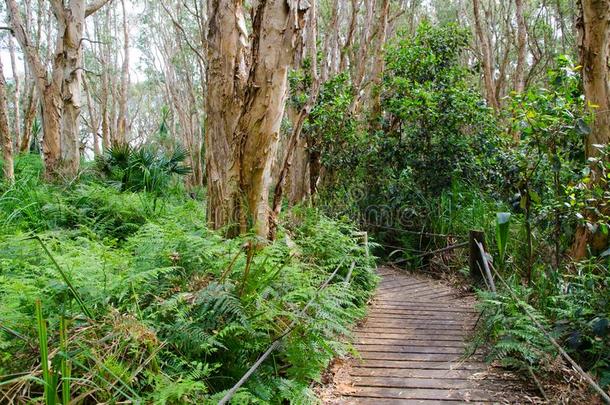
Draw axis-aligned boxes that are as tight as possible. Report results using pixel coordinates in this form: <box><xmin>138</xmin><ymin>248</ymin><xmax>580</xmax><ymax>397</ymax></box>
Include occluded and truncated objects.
<box><xmin>316</xmin><ymin>25</ymin><xmax>507</xmax><ymax>231</ymax></box>
<box><xmin>0</xmin><ymin>156</ymin><xmax>377</xmax><ymax>403</ymax></box>
<box><xmin>310</xmin><ymin>24</ymin><xmax>609</xmax><ymax>396</ymax></box>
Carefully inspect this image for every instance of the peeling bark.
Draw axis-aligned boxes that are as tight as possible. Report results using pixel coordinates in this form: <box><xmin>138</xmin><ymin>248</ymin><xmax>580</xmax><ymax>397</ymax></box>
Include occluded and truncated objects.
<box><xmin>514</xmin><ymin>0</ymin><xmax>528</xmax><ymax>93</ymax></box>
<box><xmin>116</xmin><ymin>0</ymin><xmax>129</xmax><ymax>143</ymax></box>
<box><xmin>0</xmin><ymin>58</ymin><xmax>14</xmax><ymax>183</ymax></box>
<box><xmin>472</xmin><ymin>0</ymin><xmax>500</xmax><ymax>111</ymax></box>
<box><xmin>206</xmin><ymin>0</ymin><xmax>308</xmax><ymax>238</ymax></box>
<box><xmin>578</xmin><ymin>0</ymin><xmax>610</xmax><ymax>157</ymax></box>
<box><xmin>7</xmin><ymin>37</ymin><xmax>21</xmax><ymax>150</ymax></box>
<box><xmin>6</xmin><ymin>0</ymin><xmax>113</xmax><ymax>179</ymax></box>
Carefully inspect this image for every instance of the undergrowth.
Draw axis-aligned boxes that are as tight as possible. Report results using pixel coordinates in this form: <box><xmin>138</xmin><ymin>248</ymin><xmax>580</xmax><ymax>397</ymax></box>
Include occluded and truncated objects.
<box><xmin>0</xmin><ymin>155</ymin><xmax>377</xmax><ymax>404</ymax></box>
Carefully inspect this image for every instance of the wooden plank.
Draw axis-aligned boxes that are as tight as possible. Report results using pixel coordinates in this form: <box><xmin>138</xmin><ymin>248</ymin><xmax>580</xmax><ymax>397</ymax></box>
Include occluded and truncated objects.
<box><xmin>378</xmin><ymin>292</ymin><xmax>459</xmax><ymax>301</ymax></box>
<box><xmin>351</xmin><ymin>376</ymin><xmax>488</xmax><ymax>390</ymax></box>
<box><xmin>377</xmin><ymin>286</ymin><xmax>449</xmax><ymax>296</ymax></box>
<box><xmin>358</xmin><ymin>351</ymin><xmax>482</xmax><ymax>362</ymax></box>
<box><xmin>349</xmin><ymin>367</ymin><xmax>487</xmax><ymax>379</ymax></box>
<box><xmin>355</xmin><ymin>337</ymin><xmax>466</xmax><ymax>347</ymax></box>
<box><xmin>368</xmin><ymin>311</ymin><xmax>473</xmax><ymax>318</ymax></box>
<box><xmin>342</xmin><ymin>398</ymin><xmax>468</xmax><ymax>404</ymax></box>
<box><xmin>340</xmin><ymin>386</ymin><xmax>498</xmax><ymax>401</ymax></box>
<box><xmin>369</xmin><ymin>308</ymin><xmax>477</xmax><ymax>316</ymax></box>
<box><xmin>365</xmin><ymin>316</ymin><xmax>474</xmax><ymax>325</ymax></box>
<box><xmin>354</xmin><ymin>359</ymin><xmax>487</xmax><ymax>370</ymax></box>
<box><xmin>355</xmin><ymin>332</ymin><xmax>466</xmax><ymax>341</ymax></box>
<box><xmin>354</xmin><ymin>344</ymin><xmax>467</xmax><ymax>355</ymax></box>
<box><xmin>355</xmin><ymin>327</ymin><xmax>468</xmax><ymax>337</ymax></box>
<box><xmin>377</xmin><ymin>287</ymin><xmax>454</xmax><ymax>298</ymax></box>
<box><xmin>361</xmin><ymin>322</ymin><xmax>475</xmax><ymax>332</ymax></box>
<box><xmin>378</xmin><ymin>280</ymin><xmax>431</xmax><ymax>289</ymax></box>
<box><xmin>372</xmin><ymin>301</ymin><xmax>474</xmax><ymax>309</ymax></box>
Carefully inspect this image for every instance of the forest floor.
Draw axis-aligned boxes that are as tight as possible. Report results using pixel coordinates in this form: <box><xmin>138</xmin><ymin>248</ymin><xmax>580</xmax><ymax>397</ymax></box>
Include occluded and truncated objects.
<box><xmin>316</xmin><ymin>267</ymin><xmax>544</xmax><ymax>404</ymax></box>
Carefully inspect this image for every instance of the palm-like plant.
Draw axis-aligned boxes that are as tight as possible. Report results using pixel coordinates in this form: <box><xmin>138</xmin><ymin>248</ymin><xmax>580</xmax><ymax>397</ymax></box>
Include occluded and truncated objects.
<box><xmin>95</xmin><ymin>143</ymin><xmax>191</xmax><ymax>193</ymax></box>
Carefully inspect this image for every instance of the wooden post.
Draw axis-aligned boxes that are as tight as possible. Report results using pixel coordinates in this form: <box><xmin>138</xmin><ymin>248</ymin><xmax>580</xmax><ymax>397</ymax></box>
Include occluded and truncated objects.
<box><xmin>469</xmin><ymin>230</ymin><xmax>486</xmax><ymax>281</ymax></box>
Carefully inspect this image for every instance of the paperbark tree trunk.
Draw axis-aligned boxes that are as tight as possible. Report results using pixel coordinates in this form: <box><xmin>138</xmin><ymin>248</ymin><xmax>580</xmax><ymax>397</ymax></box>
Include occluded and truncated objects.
<box><xmin>571</xmin><ymin>0</ymin><xmax>610</xmax><ymax>260</ymax></box>
<box><xmin>83</xmin><ymin>76</ymin><xmax>100</xmax><ymax>156</ymax></box>
<box><xmin>205</xmin><ymin>0</ymin><xmax>307</xmax><ymax>238</ymax></box>
<box><xmin>7</xmin><ymin>37</ymin><xmax>21</xmax><ymax>150</ymax></box>
<box><xmin>21</xmin><ymin>84</ymin><xmax>37</xmax><ymax>153</ymax></box>
<box><xmin>369</xmin><ymin>0</ymin><xmax>390</xmax><ymax>125</ymax></box>
<box><xmin>472</xmin><ymin>0</ymin><xmax>499</xmax><ymax>111</ymax></box>
<box><xmin>289</xmin><ymin>134</ymin><xmax>310</xmax><ymax>204</ymax></box>
<box><xmin>6</xmin><ymin>0</ymin><xmax>112</xmax><ymax>178</ymax></box>
<box><xmin>578</xmin><ymin>0</ymin><xmax>610</xmax><ymax>158</ymax></box>
<box><xmin>59</xmin><ymin>0</ymin><xmax>87</xmax><ymax>177</ymax></box>
<box><xmin>116</xmin><ymin>0</ymin><xmax>129</xmax><ymax>143</ymax></box>
<box><xmin>514</xmin><ymin>0</ymin><xmax>528</xmax><ymax>93</ymax></box>
<box><xmin>0</xmin><ymin>58</ymin><xmax>14</xmax><ymax>183</ymax></box>
<box><xmin>268</xmin><ymin>0</ymin><xmax>319</xmax><ymax>239</ymax></box>
<box><xmin>204</xmin><ymin>0</ymin><xmax>247</xmax><ymax>235</ymax></box>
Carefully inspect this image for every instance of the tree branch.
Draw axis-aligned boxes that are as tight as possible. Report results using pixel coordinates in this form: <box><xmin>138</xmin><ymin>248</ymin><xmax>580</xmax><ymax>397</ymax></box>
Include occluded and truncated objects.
<box><xmin>5</xmin><ymin>0</ymin><xmax>46</xmax><ymax>86</ymax></box>
<box><xmin>85</xmin><ymin>0</ymin><xmax>114</xmax><ymax>18</ymax></box>
<box><xmin>159</xmin><ymin>0</ymin><xmax>206</xmax><ymax>64</ymax></box>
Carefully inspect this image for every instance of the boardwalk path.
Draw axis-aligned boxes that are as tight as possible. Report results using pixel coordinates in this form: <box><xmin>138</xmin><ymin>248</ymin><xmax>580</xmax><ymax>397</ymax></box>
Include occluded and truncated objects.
<box><xmin>327</xmin><ymin>267</ymin><xmax>517</xmax><ymax>404</ymax></box>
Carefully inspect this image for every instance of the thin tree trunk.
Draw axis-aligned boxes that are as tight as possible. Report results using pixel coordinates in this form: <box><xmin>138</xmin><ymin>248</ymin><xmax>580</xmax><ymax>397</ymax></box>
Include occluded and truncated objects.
<box><xmin>269</xmin><ymin>0</ymin><xmax>319</xmax><ymax>239</ymax></box>
<box><xmin>369</xmin><ymin>0</ymin><xmax>390</xmax><ymax>125</ymax></box>
<box><xmin>7</xmin><ymin>37</ymin><xmax>21</xmax><ymax>150</ymax></box>
<box><xmin>289</xmin><ymin>134</ymin><xmax>310</xmax><ymax>204</ymax></box>
<box><xmin>514</xmin><ymin>0</ymin><xmax>528</xmax><ymax>93</ymax></box>
<box><xmin>472</xmin><ymin>0</ymin><xmax>499</xmax><ymax>111</ymax></box>
<box><xmin>116</xmin><ymin>0</ymin><xmax>129</xmax><ymax>143</ymax></box>
<box><xmin>340</xmin><ymin>0</ymin><xmax>358</xmax><ymax>71</ymax></box>
<box><xmin>0</xmin><ymin>58</ymin><xmax>14</xmax><ymax>182</ymax></box>
<box><xmin>21</xmin><ymin>84</ymin><xmax>37</xmax><ymax>153</ymax></box>
<box><xmin>6</xmin><ymin>0</ymin><xmax>61</xmax><ymax>177</ymax></box>
<box><xmin>83</xmin><ymin>76</ymin><xmax>100</xmax><ymax>156</ymax></box>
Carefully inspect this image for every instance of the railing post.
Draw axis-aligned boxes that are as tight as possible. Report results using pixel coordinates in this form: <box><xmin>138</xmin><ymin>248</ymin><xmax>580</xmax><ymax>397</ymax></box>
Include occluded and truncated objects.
<box><xmin>469</xmin><ymin>229</ymin><xmax>486</xmax><ymax>281</ymax></box>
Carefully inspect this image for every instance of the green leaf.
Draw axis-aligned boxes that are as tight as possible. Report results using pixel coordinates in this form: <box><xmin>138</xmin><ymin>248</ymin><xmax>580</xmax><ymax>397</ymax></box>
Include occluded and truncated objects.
<box><xmin>529</xmin><ymin>190</ymin><xmax>541</xmax><ymax>204</ymax></box>
<box><xmin>495</xmin><ymin>212</ymin><xmax>511</xmax><ymax>264</ymax></box>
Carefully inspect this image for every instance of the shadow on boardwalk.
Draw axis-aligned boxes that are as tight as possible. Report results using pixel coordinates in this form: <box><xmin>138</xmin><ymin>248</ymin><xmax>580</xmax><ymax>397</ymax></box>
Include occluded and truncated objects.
<box><xmin>318</xmin><ymin>267</ymin><xmax>537</xmax><ymax>404</ymax></box>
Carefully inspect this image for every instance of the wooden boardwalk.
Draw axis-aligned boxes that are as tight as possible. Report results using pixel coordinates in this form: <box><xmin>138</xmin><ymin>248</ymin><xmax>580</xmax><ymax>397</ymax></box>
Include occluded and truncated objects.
<box><xmin>327</xmin><ymin>267</ymin><xmax>517</xmax><ymax>404</ymax></box>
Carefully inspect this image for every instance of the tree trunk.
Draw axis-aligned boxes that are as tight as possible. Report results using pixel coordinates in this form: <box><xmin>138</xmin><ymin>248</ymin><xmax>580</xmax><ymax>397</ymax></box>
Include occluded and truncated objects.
<box><xmin>205</xmin><ymin>0</ymin><xmax>307</xmax><ymax>238</ymax></box>
<box><xmin>578</xmin><ymin>0</ymin><xmax>610</xmax><ymax>158</ymax></box>
<box><xmin>514</xmin><ymin>0</ymin><xmax>528</xmax><ymax>93</ymax></box>
<box><xmin>6</xmin><ymin>0</ymin><xmax>60</xmax><ymax>177</ymax></box>
<box><xmin>571</xmin><ymin>0</ymin><xmax>610</xmax><ymax>260</ymax></box>
<box><xmin>472</xmin><ymin>0</ymin><xmax>499</xmax><ymax>111</ymax></box>
<box><xmin>40</xmin><ymin>84</ymin><xmax>63</xmax><ymax>177</ymax></box>
<box><xmin>7</xmin><ymin>37</ymin><xmax>21</xmax><ymax>150</ymax></box>
<box><xmin>205</xmin><ymin>0</ymin><xmax>249</xmax><ymax>235</ymax></box>
<box><xmin>59</xmin><ymin>1</ymin><xmax>86</xmax><ymax>177</ymax></box>
<box><xmin>7</xmin><ymin>0</ymin><xmax>111</xmax><ymax>178</ymax></box>
<box><xmin>369</xmin><ymin>0</ymin><xmax>390</xmax><ymax>125</ymax></box>
<box><xmin>116</xmin><ymin>0</ymin><xmax>129</xmax><ymax>143</ymax></box>
<box><xmin>83</xmin><ymin>76</ymin><xmax>100</xmax><ymax>156</ymax></box>
<box><xmin>289</xmin><ymin>134</ymin><xmax>311</xmax><ymax>204</ymax></box>
<box><xmin>21</xmin><ymin>84</ymin><xmax>37</xmax><ymax>153</ymax></box>
<box><xmin>0</xmin><ymin>58</ymin><xmax>14</xmax><ymax>183</ymax></box>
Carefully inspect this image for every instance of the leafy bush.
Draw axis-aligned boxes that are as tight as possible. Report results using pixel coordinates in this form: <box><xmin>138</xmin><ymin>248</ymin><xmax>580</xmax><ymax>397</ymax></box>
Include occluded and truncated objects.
<box><xmin>316</xmin><ymin>24</ymin><xmax>507</xmax><ymax>243</ymax></box>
